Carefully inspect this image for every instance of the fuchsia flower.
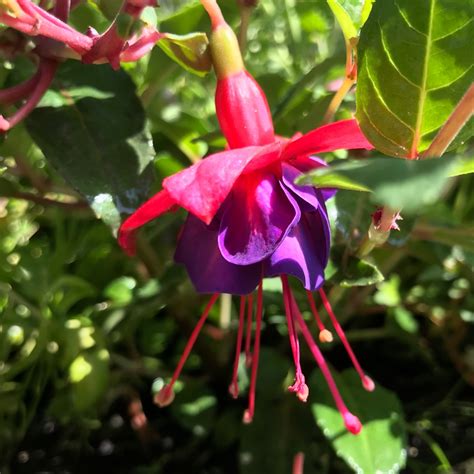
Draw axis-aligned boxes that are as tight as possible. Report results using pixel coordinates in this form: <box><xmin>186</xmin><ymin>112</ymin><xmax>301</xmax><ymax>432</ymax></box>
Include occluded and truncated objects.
<box><xmin>0</xmin><ymin>0</ymin><xmax>161</xmax><ymax>129</ymax></box>
<box><xmin>118</xmin><ymin>0</ymin><xmax>375</xmax><ymax>434</ymax></box>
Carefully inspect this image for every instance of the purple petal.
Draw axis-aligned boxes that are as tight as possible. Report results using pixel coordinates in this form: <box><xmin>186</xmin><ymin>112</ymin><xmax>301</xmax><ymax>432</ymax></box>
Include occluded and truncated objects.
<box><xmin>218</xmin><ymin>171</ymin><xmax>300</xmax><ymax>265</ymax></box>
<box><xmin>288</xmin><ymin>156</ymin><xmax>337</xmax><ymax>201</ymax></box>
<box><xmin>175</xmin><ymin>214</ymin><xmax>261</xmax><ymax>295</ymax></box>
<box><xmin>264</xmin><ymin>207</ymin><xmax>331</xmax><ymax>291</ymax></box>
<box><xmin>281</xmin><ymin>163</ymin><xmax>321</xmax><ymax>212</ymax></box>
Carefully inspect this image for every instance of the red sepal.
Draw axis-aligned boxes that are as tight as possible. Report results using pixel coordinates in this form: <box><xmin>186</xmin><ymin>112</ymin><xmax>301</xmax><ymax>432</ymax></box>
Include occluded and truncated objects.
<box><xmin>163</xmin><ymin>144</ymin><xmax>280</xmax><ymax>224</ymax></box>
<box><xmin>216</xmin><ymin>70</ymin><xmax>274</xmax><ymax>148</ymax></box>
<box><xmin>118</xmin><ymin>189</ymin><xmax>176</xmax><ymax>255</ymax></box>
<box><xmin>281</xmin><ymin>119</ymin><xmax>374</xmax><ymax>161</ymax></box>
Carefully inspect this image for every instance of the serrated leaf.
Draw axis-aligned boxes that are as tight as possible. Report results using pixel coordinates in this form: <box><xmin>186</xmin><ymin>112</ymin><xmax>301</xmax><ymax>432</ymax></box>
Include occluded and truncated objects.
<box><xmin>25</xmin><ymin>62</ymin><xmax>155</xmax><ymax>232</ymax></box>
<box><xmin>158</xmin><ymin>32</ymin><xmax>211</xmax><ymax>76</ymax></box>
<box><xmin>327</xmin><ymin>0</ymin><xmax>374</xmax><ymax>41</ymax></box>
<box><xmin>311</xmin><ymin>369</ymin><xmax>407</xmax><ymax>474</ymax></box>
<box><xmin>356</xmin><ymin>0</ymin><xmax>474</xmax><ymax>157</ymax></box>
<box><xmin>298</xmin><ymin>157</ymin><xmax>458</xmax><ymax>213</ymax></box>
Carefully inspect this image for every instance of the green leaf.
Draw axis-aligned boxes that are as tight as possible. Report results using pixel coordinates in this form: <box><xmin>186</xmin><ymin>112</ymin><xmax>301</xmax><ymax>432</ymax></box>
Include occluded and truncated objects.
<box><xmin>170</xmin><ymin>379</ymin><xmax>217</xmax><ymax>436</ymax></box>
<box><xmin>26</xmin><ymin>62</ymin><xmax>156</xmax><ymax>232</ymax></box>
<box><xmin>327</xmin><ymin>0</ymin><xmax>375</xmax><ymax>41</ymax></box>
<box><xmin>69</xmin><ymin>349</ymin><xmax>110</xmax><ymax>412</ymax></box>
<box><xmin>158</xmin><ymin>32</ymin><xmax>211</xmax><ymax>76</ymax></box>
<box><xmin>311</xmin><ymin>369</ymin><xmax>407</xmax><ymax>474</ymax></box>
<box><xmin>298</xmin><ymin>157</ymin><xmax>458</xmax><ymax>213</ymax></box>
<box><xmin>240</xmin><ymin>349</ymin><xmax>318</xmax><ymax>474</ymax></box>
<box><xmin>450</xmin><ymin>156</ymin><xmax>474</xmax><ymax>177</ymax></box>
<box><xmin>356</xmin><ymin>0</ymin><xmax>474</xmax><ymax>157</ymax></box>
<box><xmin>332</xmin><ymin>254</ymin><xmax>384</xmax><ymax>287</ymax></box>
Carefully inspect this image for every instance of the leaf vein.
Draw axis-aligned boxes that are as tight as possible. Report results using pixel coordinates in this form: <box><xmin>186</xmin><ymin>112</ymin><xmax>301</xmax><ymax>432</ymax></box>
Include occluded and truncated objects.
<box><xmin>396</xmin><ymin>4</ymin><xmax>428</xmax><ymax>37</ymax></box>
<box><xmin>410</xmin><ymin>0</ymin><xmax>435</xmax><ymax>157</ymax></box>
<box><xmin>380</xmin><ymin>27</ymin><xmax>421</xmax><ymax>89</ymax></box>
<box><xmin>365</xmin><ymin>59</ymin><xmax>416</xmax><ymax>132</ymax></box>
<box><xmin>433</xmin><ymin>17</ymin><xmax>473</xmax><ymax>41</ymax></box>
<box><xmin>362</xmin><ymin>104</ymin><xmax>409</xmax><ymax>154</ymax></box>
<box><xmin>427</xmin><ymin>65</ymin><xmax>474</xmax><ymax>92</ymax></box>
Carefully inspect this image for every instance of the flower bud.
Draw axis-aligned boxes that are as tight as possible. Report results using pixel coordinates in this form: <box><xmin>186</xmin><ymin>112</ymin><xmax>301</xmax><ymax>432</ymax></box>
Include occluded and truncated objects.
<box><xmin>215</xmin><ymin>69</ymin><xmax>274</xmax><ymax>148</ymax></box>
<box><xmin>203</xmin><ymin>4</ymin><xmax>273</xmax><ymax>147</ymax></box>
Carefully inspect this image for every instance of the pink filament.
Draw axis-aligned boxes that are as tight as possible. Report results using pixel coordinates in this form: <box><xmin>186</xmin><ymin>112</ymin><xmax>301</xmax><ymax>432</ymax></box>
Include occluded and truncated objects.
<box><xmin>243</xmin><ymin>281</ymin><xmax>263</xmax><ymax>423</ymax></box>
<box><xmin>306</xmin><ymin>290</ymin><xmax>333</xmax><ymax>343</ymax></box>
<box><xmin>289</xmin><ymin>289</ymin><xmax>361</xmax><ymax>434</ymax></box>
<box><xmin>318</xmin><ymin>288</ymin><xmax>374</xmax><ymax>392</ymax></box>
<box><xmin>229</xmin><ymin>296</ymin><xmax>246</xmax><ymax>399</ymax></box>
<box><xmin>244</xmin><ymin>293</ymin><xmax>253</xmax><ymax>367</ymax></box>
<box><xmin>281</xmin><ymin>276</ymin><xmax>308</xmax><ymax>402</ymax></box>
<box><xmin>292</xmin><ymin>452</ymin><xmax>305</xmax><ymax>474</ymax></box>
<box><xmin>156</xmin><ymin>293</ymin><xmax>219</xmax><ymax>406</ymax></box>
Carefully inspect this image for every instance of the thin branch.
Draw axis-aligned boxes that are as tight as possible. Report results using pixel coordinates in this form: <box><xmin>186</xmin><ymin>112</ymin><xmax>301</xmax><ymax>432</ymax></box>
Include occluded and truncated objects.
<box><xmin>4</xmin><ymin>191</ymin><xmax>89</xmax><ymax>209</ymax></box>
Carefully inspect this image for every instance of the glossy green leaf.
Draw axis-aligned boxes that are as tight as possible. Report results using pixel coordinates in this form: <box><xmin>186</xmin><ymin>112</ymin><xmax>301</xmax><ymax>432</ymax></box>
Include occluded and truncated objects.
<box><xmin>26</xmin><ymin>62</ymin><xmax>155</xmax><ymax>232</ymax></box>
<box><xmin>311</xmin><ymin>369</ymin><xmax>407</xmax><ymax>474</ymax></box>
<box><xmin>158</xmin><ymin>32</ymin><xmax>211</xmax><ymax>76</ymax></box>
<box><xmin>327</xmin><ymin>0</ymin><xmax>374</xmax><ymax>41</ymax></box>
<box><xmin>356</xmin><ymin>0</ymin><xmax>474</xmax><ymax>157</ymax></box>
<box><xmin>298</xmin><ymin>157</ymin><xmax>458</xmax><ymax>213</ymax></box>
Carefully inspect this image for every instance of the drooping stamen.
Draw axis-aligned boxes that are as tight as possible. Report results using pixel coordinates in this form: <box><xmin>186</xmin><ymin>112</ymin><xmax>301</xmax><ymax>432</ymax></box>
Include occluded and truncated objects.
<box><xmin>243</xmin><ymin>281</ymin><xmax>263</xmax><ymax>424</ymax></box>
<box><xmin>292</xmin><ymin>452</ymin><xmax>305</xmax><ymax>474</ymax></box>
<box><xmin>155</xmin><ymin>293</ymin><xmax>219</xmax><ymax>407</ymax></box>
<box><xmin>289</xmin><ymin>289</ymin><xmax>361</xmax><ymax>434</ymax></box>
<box><xmin>228</xmin><ymin>296</ymin><xmax>246</xmax><ymax>399</ymax></box>
<box><xmin>244</xmin><ymin>293</ymin><xmax>253</xmax><ymax>368</ymax></box>
<box><xmin>282</xmin><ymin>276</ymin><xmax>309</xmax><ymax>402</ymax></box>
<box><xmin>318</xmin><ymin>288</ymin><xmax>375</xmax><ymax>392</ymax></box>
<box><xmin>306</xmin><ymin>290</ymin><xmax>333</xmax><ymax>343</ymax></box>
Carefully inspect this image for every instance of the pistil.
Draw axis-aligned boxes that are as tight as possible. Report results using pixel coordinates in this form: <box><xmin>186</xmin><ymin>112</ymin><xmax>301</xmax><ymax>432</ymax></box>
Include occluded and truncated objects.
<box><xmin>244</xmin><ymin>293</ymin><xmax>253</xmax><ymax>367</ymax></box>
<box><xmin>228</xmin><ymin>296</ymin><xmax>246</xmax><ymax>399</ymax></box>
<box><xmin>155</xmin><ymin>293</ymin><xmax>219</xmax><ymax>407</ymax></box>
<box><xmin>243</xmin><ymin>281</ymin><xmax>263</xmax><ymax>423</ymax></box>
<box><xmin>282</xmin><ymin>276</ymin><xmax>309</xmax><ymax>402</ymax></box>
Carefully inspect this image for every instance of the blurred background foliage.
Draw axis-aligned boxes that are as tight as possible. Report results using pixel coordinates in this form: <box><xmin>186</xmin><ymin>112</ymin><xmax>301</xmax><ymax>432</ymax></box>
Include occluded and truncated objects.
<box><xmin>0</xmin><ymin>0</ymin><xmax>473</xmax><ymax>473</ymax></box>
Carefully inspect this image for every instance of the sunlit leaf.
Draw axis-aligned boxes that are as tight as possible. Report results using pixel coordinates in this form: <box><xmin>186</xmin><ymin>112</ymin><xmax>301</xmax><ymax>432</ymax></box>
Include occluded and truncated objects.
<box><xmin>158</xmin><ymin>32</ymin><xmax>212</xmax><ymax>77</ymax></box>
<box><xmin>298</xmin><ymin>156</ymin><xmax>459</xmax><ymax>213</ymax></box>
<box><xmin>311</xmin><ymin>369</ymin><xmax>407</xmax><ymax>473</ymax></box>
<box><xmin>327</xmin><ymin>0</ymin><xmax>374</xmax><ymax>41</ymax></box>
<box><xmin>356</xmin><ymin>0</ymin><xmax>474</xmax><ymax>157</ymax></box>
<box><xmin>26</xmin><ymin>62</ymin><xmax>156</xmax><ymax>232</ymax></box>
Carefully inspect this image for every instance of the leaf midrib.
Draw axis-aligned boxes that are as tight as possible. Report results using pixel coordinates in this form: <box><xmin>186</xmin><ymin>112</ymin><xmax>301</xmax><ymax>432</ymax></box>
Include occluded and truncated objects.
<box><xmin>410</xmin><ymin>0</ymin><xmax>435</xmax><ymax>158</ymax></box>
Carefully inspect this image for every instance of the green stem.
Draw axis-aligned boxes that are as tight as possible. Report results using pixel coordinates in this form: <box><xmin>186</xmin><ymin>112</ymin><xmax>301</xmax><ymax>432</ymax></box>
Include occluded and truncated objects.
<box><xmin>406</xmin><ymin>424</ymin><xmax>452</xmax><ymax>472</ymax></box>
